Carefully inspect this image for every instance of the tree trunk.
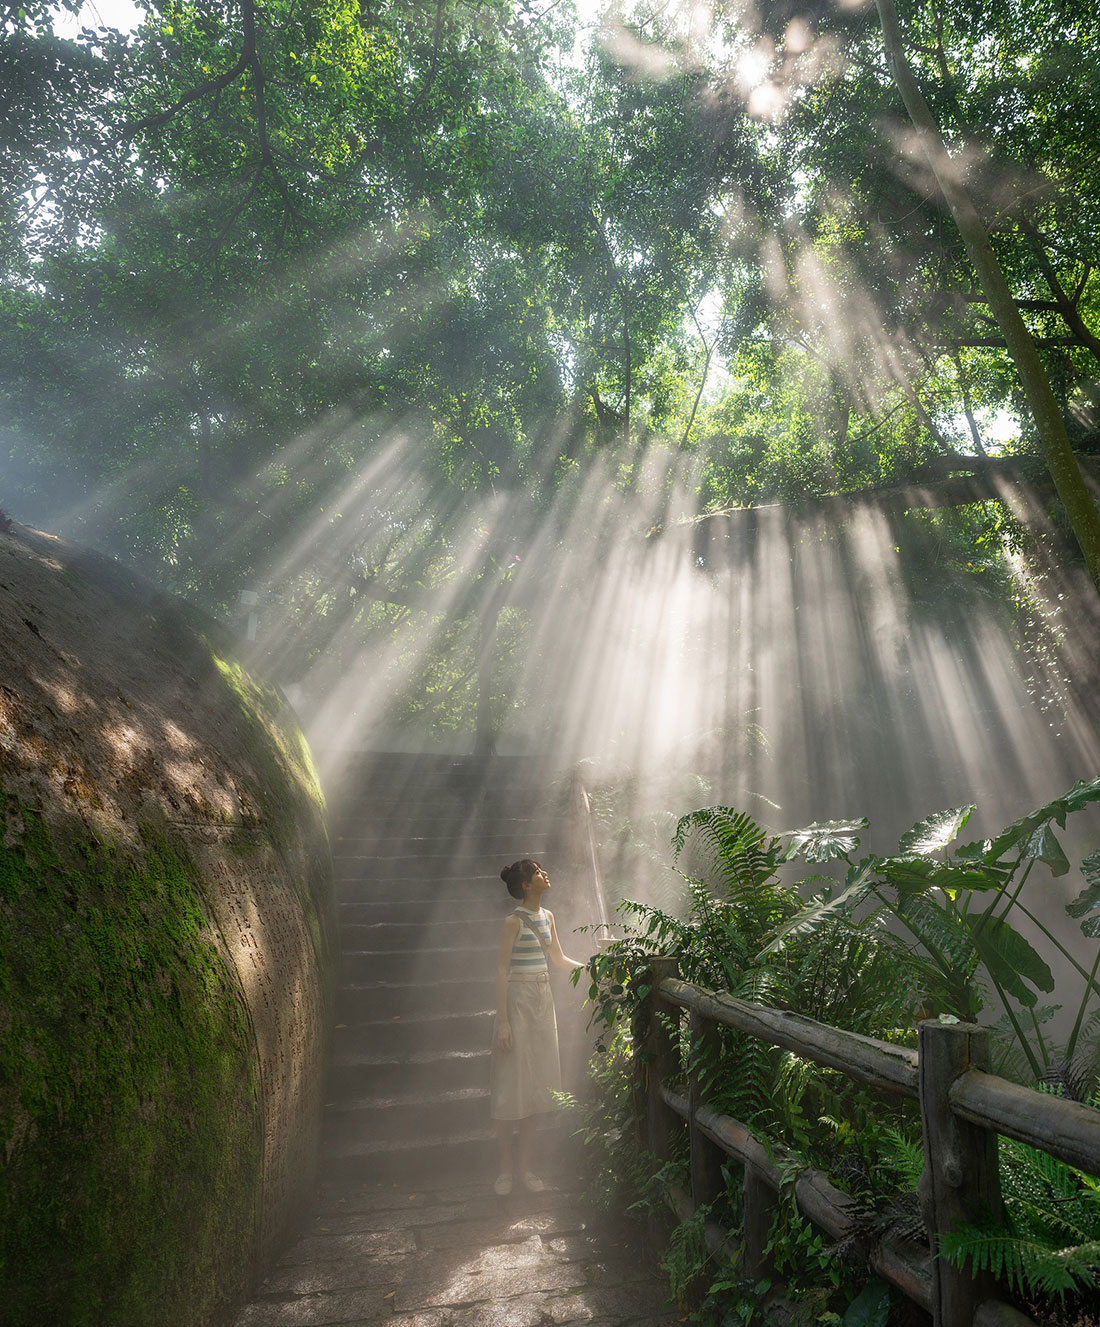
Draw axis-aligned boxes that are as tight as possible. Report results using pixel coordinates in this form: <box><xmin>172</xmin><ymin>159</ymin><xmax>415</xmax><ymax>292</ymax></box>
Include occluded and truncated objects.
<box><xmin>873</xmin><ymin>0</ymin><xmax>1100</xmax><ymax>594</ymax></box>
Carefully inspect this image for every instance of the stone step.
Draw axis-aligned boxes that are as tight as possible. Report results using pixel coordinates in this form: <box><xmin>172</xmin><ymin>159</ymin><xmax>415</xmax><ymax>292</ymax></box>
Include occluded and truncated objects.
<box><xmin>318</xmin><ymin>1126</ymin><xmax>498</xmax><ymax>1184</ymax></box>
<box><xmin>323</xmin><ymin>1085</ymin><xmax>489</xmax><ymax>1146</ymax></box>
<box><xmin>328</xmin><ymin>751</ymin><xmax>552</xmax><ymax>781</ymax></box>
<box><xmin>333</xmin><ymin>873</ymin><xmax>502</xmax><ymax>902</ymax></box>
<box><xmin>331</xmin><ymin>776</ymin><xmax>563</xmax><ymax>808</ymax></box>
<box><xmin>332</xmin><ymin>834</ymin><xmax>565</xmax><ymax>864</ymax></box>
<box><xmin>338</xmin><ymin>898</ymin><xmax>504</xmax><ymax>925</ymax></box>
<box><xmin>332</xmin><ymin>818</ymin><xmax>566</xmax><ymax>845</ymax></box>
<box><xmin>340</xmin><ymin>919</ymin><xmax>504</xmax><ymax>950</ymax></box>
<box><xmin>337</xmin><ymin>979</ymin><xmax>494</xmax><ymax>1021</ymax></box>
<box><xmin>340</xmin><ymin>945</ymin><xmax>493</xmax><ymax>984</ymax></box>
<box><xmin>333</xmin><ymin>1009</ymin><xmax>493</xmax><ymax>1058</ymax></box>
<box><xmin>327</xmin><ymin>1047</ymin><xmax>489</xmax><ymax>1097</ymax></box>
<box><xmin>332</xmin><ymin>852</ymin><xmax>561</xmax><ymax>877</ymax></box>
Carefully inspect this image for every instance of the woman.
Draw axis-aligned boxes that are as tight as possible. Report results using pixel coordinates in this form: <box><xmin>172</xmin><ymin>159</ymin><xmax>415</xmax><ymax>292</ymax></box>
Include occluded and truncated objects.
<box><xmin>491</xmin><ymin>858</ymin><xmax>585</xmax><ymax>1196</ymax></box>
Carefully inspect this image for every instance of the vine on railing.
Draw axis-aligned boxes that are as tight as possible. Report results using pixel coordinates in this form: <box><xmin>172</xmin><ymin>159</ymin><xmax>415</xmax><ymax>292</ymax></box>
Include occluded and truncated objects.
<box><xmin>640</xmin><ymin>958</ymin><xmax>1100</xmax><ymax>1327</ymax></box>
<box><xmin>570</xmin><ymin>772</ymin><xmax>614</xmax><ymax>944</ymax></box>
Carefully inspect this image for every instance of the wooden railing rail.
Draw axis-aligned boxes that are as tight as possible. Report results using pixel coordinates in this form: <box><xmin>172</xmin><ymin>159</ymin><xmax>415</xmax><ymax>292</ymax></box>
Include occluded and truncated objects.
<box><xmin>660</xmin><ymin>976</ymin><xmax>920</xmax><ymax>1098</ymax></box>
<box><xmin>639</xmin><ymin>959</ymin><xmax>1100</xmax><ymax>1327</ymax></box>
<box><xmin>949</xmin><ymin>1068</ymin><xmax>1100</xmax><ymax>1176</ymax></box>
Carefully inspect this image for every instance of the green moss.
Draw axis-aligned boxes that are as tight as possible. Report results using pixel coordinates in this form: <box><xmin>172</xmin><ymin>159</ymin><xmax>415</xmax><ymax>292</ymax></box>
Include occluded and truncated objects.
<box><xmin>0</xmin><ymin>791</ymin><xmax>263</xmax><ymax>1327</ymax></box>
<box><xmin>209</xmin><ymin>653</ymin><xmax>335</xmax><ymax>987</ymax></box>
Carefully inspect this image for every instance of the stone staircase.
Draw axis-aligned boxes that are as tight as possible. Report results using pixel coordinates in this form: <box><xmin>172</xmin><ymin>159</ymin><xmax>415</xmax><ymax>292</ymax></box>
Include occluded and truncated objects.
<box><xmin>322</xmin><ymin>753</ymin><xmax>589</xmax><ymax>1186</ymax></box>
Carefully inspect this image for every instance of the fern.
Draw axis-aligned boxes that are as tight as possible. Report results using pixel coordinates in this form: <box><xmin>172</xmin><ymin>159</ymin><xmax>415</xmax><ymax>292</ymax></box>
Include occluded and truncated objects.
<box><xmin>940</xmin><ymin>1136</ymin><xmax>1100</xmax><ymax>1299</ymax></box>
<box><xmin>671</xmin><ymin>806</ymin><xmax>782</xmax><ymax>901</ymax></box>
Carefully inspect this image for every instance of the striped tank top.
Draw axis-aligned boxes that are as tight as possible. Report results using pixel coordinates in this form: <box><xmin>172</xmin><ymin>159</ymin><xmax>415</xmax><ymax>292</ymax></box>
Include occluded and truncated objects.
<box><xmin>509</xmin><ymin>907</ymin><xmax>551</xmax><ymax>975</ymax></box>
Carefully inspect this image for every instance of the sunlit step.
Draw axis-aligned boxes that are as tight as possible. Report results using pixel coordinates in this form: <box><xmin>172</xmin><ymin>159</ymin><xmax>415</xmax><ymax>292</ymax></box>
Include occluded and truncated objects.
<box><xmin>333</xmin><ymin>874</ymin><xmax>506</xmax><ymax>902</ymax></box>
<box><xmin>327</xmin><ymin>1047</ymin><xmax>489</xmax><ymax>1096</ymax></box>
<box><xmin>337</xmin><ymin>898</ymin><xmax>505</xmax><ymax>925</ymax></box>
<box><xmin>337</xmin><ymin>978</ymin><xmax>494</xmax><ymax>1021</ymax></box>
<box><xmin>332</xmin><ymin>851</ymin><xmax>564</xmax><ymax>876</ymax></box>
<box><xmin>323</xmin><ymin>1085</ymin><xmax>489</xmax><ymax>1146</ymax></box>
<box><xmin>333</xmin><ymin>1008</ymin><xmax>493</xmax><ymax>1057</ymax></box>
<box><xmin>340</xmin><ymin>919</ymin><xmax>505</xmax><ymax>949</ymax></box>
<box><xmin>340</xmin><ymin>945</ymin><xmax>495</xmax><ymax>983</ymax></box>
<box><xmin>332</xmin><ymin>828</ymin><xmax>563</xmax><ymax>856</ymax></box>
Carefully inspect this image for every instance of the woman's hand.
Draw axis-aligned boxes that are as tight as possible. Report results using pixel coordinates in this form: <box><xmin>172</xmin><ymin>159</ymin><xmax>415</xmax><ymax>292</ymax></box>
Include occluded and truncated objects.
<box><xmin>495</xmin><ymin>1021</ymin><xmax>513</xmax><ymax>1052</ymax></box>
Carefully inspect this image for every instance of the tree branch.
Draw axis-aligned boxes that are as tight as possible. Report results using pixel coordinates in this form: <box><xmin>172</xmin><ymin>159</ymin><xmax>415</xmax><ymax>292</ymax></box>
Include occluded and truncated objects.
<box><xmin>1019</xmin><ymin>219</ymin><xmax>1100</xmax><ymax>368</ymax></box>
<box><xmin>119</xmin><ymin>15</ymin><xmax>253</xmax><ymax>138</ymax></box>
<box><xmin>681</xmin><ymin>304</ymin><xmax>713</xmax><ymax>449</ymax></box>
<box><xmin>407</xmin><ymin>0</ymin><xmax>445</xmax><ymax>112</ymax></box>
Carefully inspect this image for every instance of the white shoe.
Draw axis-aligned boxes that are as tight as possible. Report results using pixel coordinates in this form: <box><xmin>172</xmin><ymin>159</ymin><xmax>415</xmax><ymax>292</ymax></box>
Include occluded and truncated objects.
<box><xmin>520</xmin><ymin>1172</ymin><xmax>546</xmax><ymax>1193</ymax></box>
<box><xmin>494</xmin><ymin>1173</ymin><xmax>513</xmax><ymax>1196</ymax></box>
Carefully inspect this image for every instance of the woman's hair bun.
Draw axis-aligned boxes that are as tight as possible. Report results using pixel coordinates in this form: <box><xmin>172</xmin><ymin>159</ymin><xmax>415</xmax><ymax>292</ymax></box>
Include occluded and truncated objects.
<box><xmin>499</xmin><ymin>866</ymin><xmax>511</xmax><ymax>886</ymax></box>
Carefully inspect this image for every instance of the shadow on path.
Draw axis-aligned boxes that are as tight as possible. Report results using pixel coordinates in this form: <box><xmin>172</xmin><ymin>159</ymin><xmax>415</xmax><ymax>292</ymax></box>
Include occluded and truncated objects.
<box><xmin>231</xmin><ymin>1173</ymin><xmax>680</xmax><ymax>1327</ymax></box>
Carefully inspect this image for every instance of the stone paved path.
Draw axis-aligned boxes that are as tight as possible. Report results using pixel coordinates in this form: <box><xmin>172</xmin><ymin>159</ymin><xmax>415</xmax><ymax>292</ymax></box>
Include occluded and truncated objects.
<box><xmin>232</xmin><ymin>1174</ymin><xmax>680</xmax><ymax>1327</ymax></box>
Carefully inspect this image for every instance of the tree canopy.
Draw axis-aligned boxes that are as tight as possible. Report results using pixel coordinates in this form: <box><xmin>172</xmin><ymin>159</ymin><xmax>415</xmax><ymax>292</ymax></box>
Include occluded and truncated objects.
<box><xmin>2</xmin><ymin>0</ymin><xmax>1099</xmax><ymax>743</ymax></box>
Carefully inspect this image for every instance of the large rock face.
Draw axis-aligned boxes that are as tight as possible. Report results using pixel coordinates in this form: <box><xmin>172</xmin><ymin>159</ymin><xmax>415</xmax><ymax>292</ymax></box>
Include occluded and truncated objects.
<box><xmin>0</xmin><ymin>524</ymin><xmax>335</xmax><ymax>1326</ymax></box>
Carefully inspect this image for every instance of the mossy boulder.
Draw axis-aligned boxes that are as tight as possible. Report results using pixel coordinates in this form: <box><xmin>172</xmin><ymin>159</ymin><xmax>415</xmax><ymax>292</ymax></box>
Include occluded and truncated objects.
<box><xmin>0</xmin><ymin>524</ymin><xmax>335</xmax><ymax>1326</ymax></box>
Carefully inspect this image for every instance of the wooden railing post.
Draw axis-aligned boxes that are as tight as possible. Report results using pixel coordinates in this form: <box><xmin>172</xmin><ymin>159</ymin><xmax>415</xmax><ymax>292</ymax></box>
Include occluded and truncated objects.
<box><xmin>918</xmin><ymin>1020</ymin><xmax>1002</xmax><ymax>1327</ymax></box>
<box><xmin>742</xmin><ymin>1165</ymin><xmax>778</xmax><ymax>1281</ymax></box>
<box><xmin>688</xmin><ymin>1010</ymin><xmax>725</xmax><ymax>1211</ymax></box>
<box><xmin>646</xmin><ymin>957</ymin><xmax>681</xmax><ymax>1162</ymax></box>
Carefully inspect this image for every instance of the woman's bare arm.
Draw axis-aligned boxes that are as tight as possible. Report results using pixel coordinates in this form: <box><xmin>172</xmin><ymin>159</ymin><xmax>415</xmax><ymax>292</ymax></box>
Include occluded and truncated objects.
<box><xmin>546</xmin><ymin>910</ymin><xmax>585</xmax><ymax>972</ymax></box>
<box><xmin>494</xmin><ymin>914</ymin><xmax>521</xmax><ymax>1050</ymax></box>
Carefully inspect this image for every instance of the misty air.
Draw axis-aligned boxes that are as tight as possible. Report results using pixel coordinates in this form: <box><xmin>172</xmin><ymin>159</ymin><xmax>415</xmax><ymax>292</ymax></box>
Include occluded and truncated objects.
<box><xmin>2</xmin><ymin>2</ymin><xmax>1099</xmax><ymax>1325</ymax></box>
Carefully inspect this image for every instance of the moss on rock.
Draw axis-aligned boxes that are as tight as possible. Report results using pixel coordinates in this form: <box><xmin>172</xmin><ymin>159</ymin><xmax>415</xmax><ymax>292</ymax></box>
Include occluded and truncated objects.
<box><xmin>0</xmin><ymin>525</ymin><xmax>335</xmax><ymax>1326</ymax></box>
<box><xmin>0</xmin><ymin>803</ymin><xmax>262</xmax><ymax>1325</ymax></box>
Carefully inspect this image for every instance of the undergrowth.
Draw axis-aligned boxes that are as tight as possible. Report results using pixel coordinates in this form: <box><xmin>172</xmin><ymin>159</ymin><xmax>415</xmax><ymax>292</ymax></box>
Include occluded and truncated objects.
<box><xmin>569</xmin><ymin>782</ymin><xmax>1100</xmax><ymax>1322</ymax></box>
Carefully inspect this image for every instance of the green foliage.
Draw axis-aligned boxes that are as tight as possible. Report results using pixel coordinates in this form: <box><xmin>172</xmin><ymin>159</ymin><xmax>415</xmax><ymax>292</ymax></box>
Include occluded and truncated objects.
<box><xmin>575</xmin><ymin>781</ymin><xmax>1100</xmax><ymax>1322</ymax></box>
<box><xmin>6</xmin><ymin>0</ymin><xmax>1100</xmax><ymax>664</ymax></box>
<box><xmin>771</xmin><ymin>780</ymin><xmax>1100</xmax><ymax>1082</ymax></box>
<box><xmin>1065</xmin><ymin>850</ymin><xmax>1100</xmax><ymax>938</ymax></box>
<box><xmin>940</xmin><ymin>1130</ymin><xmax>1100</xmax><ymax>1300</ymax></box>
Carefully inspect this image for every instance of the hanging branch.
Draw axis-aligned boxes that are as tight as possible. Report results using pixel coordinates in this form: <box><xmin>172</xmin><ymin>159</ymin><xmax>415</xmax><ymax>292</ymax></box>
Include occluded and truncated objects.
<box><xmin>681</xmin><ymin>304</ymin><xmax>714</xmax><ymax>449</ymax></box>
<box><xmin>950</xmin><ymin>348</ymin><xmax>988</xmax><ymax>458</ymax></box>
<box><xmin>406</xmin><ymin>0</ymin><xmax>446</xmax><ymax>112</ymax></box>
<box><xmin>119</xmin><ymin>0</ymin><xmax>301</xmax><ymax>241</ymax></box>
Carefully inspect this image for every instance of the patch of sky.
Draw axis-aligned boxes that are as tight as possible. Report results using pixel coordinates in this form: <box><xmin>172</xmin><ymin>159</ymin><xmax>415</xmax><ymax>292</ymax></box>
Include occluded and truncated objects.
<box><xmin>53</xmin><ymin>0</ymin><xmax>142</xmax><ymax>36</ymax></box>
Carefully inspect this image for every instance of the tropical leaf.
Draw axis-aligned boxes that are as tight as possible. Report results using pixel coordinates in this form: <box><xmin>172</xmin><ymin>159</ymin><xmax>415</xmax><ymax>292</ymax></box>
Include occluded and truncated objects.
<box><xmin>955</xmin><ymin>838</ymin><xmax>992</xmax><ymax>861</ymax></box>
<box><xmin>759</xmin><ymin>859</ymin><xmax>878</xmax><ymax>955</ymax></box>
<box><xmin>1022</xmin><ymin>822</ymin><xmax>1071</xmax><ymax>877</ymax></box>
<box><xmin>965</xmin><ymin>914</ymin><xmax>1055</xmax><ymax>1008</ymax></box>
<box><xmin>1067</xmin><ymin>850</ymin><xmax>1100</xmax><ymax>938</ymax></box>
<box><xmin>843</xmin><ymin>1276</ymin><xmax>890</xmax><ymax>1327</ymax></box>
<box><xmin>893</xmin><ymin>892</ymin><xmax>980</xmax><ymax>1013</ymax></box>
<box><xmin>978</xmin><ymin>778</ymin><xmax>1100</xmax><ymax>863</ymax></box>
<box><xmin>880</xmin><ymin>855</ymin><xmax>1007</xmax><ymax>895</ymax></box>
<box><xmin>899</xmin><ymin>806</ymin><xmax>974</xmax><ymax>856</ymax></box>
<box><xmin>783</xmin><ymin>818</ymin><xmax>868</xmax><ymax>863</ymax></box>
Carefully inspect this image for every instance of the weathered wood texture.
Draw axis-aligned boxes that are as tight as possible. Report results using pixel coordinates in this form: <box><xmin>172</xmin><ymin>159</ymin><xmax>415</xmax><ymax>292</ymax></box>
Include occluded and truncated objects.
<box><xmin>688</xmin><ymin>1011</ymin><xmax>725</xmax><ymax>1212</ymax></box>
<box><xmin>693</xmin><ymin>1101</ymin><xmax>928</xmax><ymax>1304</ymax></box>
<box><xmin>660</xmin><ymin>977</ymin><xmax>919</xmax><ymax>1097</ymax></box>
<box><xmin>919</xmin><ymin>1022</ymin><xmax>1002</xmax><ymax>1327</ymax></box>
<box><xmin>951</xmin><ymin>1067</ymin><xmax>1100</xmax><ymax>1175</ymax></box>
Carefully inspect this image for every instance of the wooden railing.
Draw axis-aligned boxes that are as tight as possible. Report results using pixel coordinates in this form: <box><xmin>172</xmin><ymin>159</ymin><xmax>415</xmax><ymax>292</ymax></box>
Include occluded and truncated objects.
<box><xmin>639</xmin><ymin>958</ymin><xmax>1100</xmax><ymax>1327</ymax></box>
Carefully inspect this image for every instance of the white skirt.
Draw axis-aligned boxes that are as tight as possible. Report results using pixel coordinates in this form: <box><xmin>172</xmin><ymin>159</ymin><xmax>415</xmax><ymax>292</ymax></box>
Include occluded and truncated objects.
<box><xmin>490</xmin><ymin>974</ymin><xmax>561</xmax><ymax>1120</ymax></box>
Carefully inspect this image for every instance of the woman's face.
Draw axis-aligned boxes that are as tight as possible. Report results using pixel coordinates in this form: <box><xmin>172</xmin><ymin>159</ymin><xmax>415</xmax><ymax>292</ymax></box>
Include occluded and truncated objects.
<box><xmin>523</xmin><ymin>864</ymin><xmax>550</xmax><ymax>898</ymax></box>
